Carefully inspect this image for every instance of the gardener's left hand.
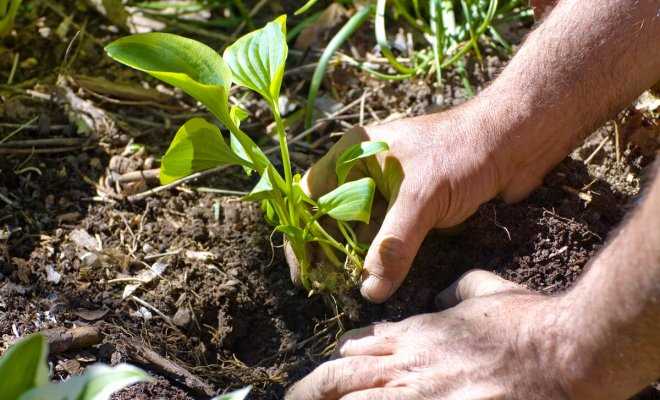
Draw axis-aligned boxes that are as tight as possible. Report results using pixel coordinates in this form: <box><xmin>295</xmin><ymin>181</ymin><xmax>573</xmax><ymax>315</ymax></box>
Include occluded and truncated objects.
<box><xmin>286</xmin><ymin>270</ymin><xmax>575</xmax><ymax>400</ymax></box>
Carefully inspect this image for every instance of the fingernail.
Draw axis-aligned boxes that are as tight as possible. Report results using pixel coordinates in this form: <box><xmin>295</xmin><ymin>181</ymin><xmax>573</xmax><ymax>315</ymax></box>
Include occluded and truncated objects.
<box><xmin>361</xmin><ymin>275</ymin><xmax>393</xmax><ymax>304</ymax></box>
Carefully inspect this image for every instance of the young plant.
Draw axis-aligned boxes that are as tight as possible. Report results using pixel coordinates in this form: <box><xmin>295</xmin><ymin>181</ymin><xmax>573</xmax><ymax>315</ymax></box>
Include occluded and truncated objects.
<box><xmin>0</xmin><ymin>334</ymin><xmax>150</xmax><ymax>400</ymax></box>
<box><xmin>105</xmin><ymin>17</ymin><xmax>389</xmax><ymax>295</ymax></box>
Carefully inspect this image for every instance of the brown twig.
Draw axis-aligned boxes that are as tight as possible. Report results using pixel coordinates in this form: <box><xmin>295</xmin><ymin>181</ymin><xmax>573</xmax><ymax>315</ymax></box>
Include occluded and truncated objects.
<box><xmin>0</xmin><ymin>137</ymin><xmax>87</xmax><ymax>148</ymax></box>
<box><xmin>122</xmin><ymin>339</ymin><xmax>215</xmax><ymax>396</ymax></box>
<box><xmin>584</xmin><ymin>133</ymin><xmax>611</xmax><ymax>165</ymax></box>
<box><xmin>0</xmin><ymin>147</ymin><xmax>83</xmax><ymax>155</ymax></box>
<box><xmin>40</xmin><ymin>326</ymin><xmax>102</xmax><ymax>354</ymax></box>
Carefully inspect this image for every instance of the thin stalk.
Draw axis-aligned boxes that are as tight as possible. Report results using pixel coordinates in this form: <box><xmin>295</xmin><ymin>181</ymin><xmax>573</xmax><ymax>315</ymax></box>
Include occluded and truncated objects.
<box><xmin>429</xmin><ymin>0</ymin><xmax>444</xmax><ymax>85</ymax></box>
<box><xmin>376</xmin><ymin>0</ymin><xmax>415</xmax><ymax>74</ymax></box>
<box><xmin>393</xmin><ymin>0</ymin><xmax>431</xmax><ymax>34</ymax></box>
<box><xmin>295</xmin><ymin>0</ymin><xmax>320</xmax><ymax>15</ymax></box>
<box><xmin>337</xmin><ymin>221</ymin><xmax>360</xmax><ymax>252</ymax></box>
<box><xmin>305</xmin><ymin>5</ymin><xmax>374</xmax><ymax>129</ymax></box>
<box><xmin>460</xmin><ymin>0</ymin><xmax>483</xmax><ymax>63</ymax></box>
<box><xmin>232</xmin><ymin>0</ymin><xmax>253</xmax><ymax>30</ymax></box>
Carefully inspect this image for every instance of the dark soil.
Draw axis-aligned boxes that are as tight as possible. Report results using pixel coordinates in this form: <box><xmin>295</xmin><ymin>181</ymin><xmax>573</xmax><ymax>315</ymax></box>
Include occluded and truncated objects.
<box><xmin>1</xmin><ymin>2</ymin><xmax>659</xmax><ymax>400</ymax></box>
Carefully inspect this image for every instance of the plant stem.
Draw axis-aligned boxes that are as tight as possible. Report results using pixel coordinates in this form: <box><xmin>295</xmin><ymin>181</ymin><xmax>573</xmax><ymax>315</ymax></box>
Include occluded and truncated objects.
<box><xmin>272</xmin><ymin>108</ymin><xmax>294</xmax><ymax>221</ymax></box>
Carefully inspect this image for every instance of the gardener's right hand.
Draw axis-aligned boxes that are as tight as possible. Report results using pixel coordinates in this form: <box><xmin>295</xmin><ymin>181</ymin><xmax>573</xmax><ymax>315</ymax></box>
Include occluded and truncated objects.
<box><xmin>287</xmin><ymin>99</ymin><xmax>545</xmax><ymax>303</ymax></box>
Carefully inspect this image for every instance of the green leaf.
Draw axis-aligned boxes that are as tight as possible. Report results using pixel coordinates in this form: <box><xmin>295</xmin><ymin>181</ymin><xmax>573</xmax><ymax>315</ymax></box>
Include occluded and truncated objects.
<box><xmin>228</xmin><ymin>105</ymin><xmax>253</xmax><ymax>174</ymax></box>
<box><xmin>160</xmin><ymin>118</ymin><xmax>248</xmax><ymax>184</ymax></box>
<box><xmin>243</xmin><ymin>167</ymin><xmax>276</xmax><ymax>202</ymax></box>
<box><xmin>211</xmin><ymin>386</ymin><xmax>252</xmax><ymax>400</ymax></box>
<box><xmin>105</xmin><ymin>33</ymin><xmax>233</xmax><ymax>125</ymax></box>
<box><xmin>229</xmin><ymin>105</ymin><xmax>250</xmax><ymax>128</ymax></box>
<box><xmin>105</xmin><ymin>33</ymin><xmax>271</xmax><ymax>175</ymax></box>
<box><xmin>275</xmin><ymin>225</ymin><xmax>311</xmax><ymax>243</ymax></box>
<box><xmin>19</xmin><ymin>364</ymin><xmax>151</xmax><ymax>400</ymax></box>
<box><xmin>223</xmin><ymin>16</ymin><xmax>288</xmax><ymax>104</ymax></box>
<box><xmin>261</xmin><ymin>199</ymin><xmax>279</xmax><ymax>225</ymax></box>
<box><xmin>0</xmin><ymin>334</ymin><xmax>49</xmax><ymax>399</ymax></box>
<box><xmin>335</xmin><ymin>141</ymin><xmax>389</xmax><ymax>185</ymax></box>
<box><xmin>0</xmin><ymin>0</ymin><xmax>21</xmax><ymax>37</ymax></box>
<box><xmin>292</xmin><ymin>173</ymin><xmax>315</xmax><ymax>206</ymax></box>
<box><xmin>317</xmin><ymin>177</ymin><xmax>376</xmax><ymax>223</ymax></box>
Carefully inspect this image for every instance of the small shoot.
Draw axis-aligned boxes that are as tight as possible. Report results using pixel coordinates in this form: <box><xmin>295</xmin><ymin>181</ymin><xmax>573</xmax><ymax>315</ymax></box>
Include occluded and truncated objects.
<box><xmin>105</xmin><ymin>16</ymin><xmax>390</xmax><ymax>295</ymax></box>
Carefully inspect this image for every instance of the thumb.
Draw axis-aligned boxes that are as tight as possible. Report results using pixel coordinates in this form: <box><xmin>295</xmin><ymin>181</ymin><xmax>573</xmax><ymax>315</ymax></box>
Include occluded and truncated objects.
<box><xmin>435</xmin><ymin>269</ymin><xmax>528</xmax><ymax>309</ymax></box>
<box><xmin>361</xmin><ymin>194</ymin><xmax>431</xmax><ymax>303</ymax></box>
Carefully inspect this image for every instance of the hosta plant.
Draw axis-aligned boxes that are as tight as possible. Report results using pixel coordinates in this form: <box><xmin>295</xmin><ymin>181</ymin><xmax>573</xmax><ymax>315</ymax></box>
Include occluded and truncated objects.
<box><xmin>0</xmin><ymin>334</ymin><xmax>150</xmax><ymax>400</ymax></box>
<box><xmin>105</xmin><ymin>17</ymin><xmax>389</xmax><ymax>295</ymax></box>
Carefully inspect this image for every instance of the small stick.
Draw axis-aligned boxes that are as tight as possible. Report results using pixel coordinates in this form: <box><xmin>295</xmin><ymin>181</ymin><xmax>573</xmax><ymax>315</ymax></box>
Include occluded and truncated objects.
<box><xmin>0</xmin><ymin>137</ymin><xmax>86</xmax><ymax>148</ymax></box>
<box><xmin>359</xmin><ymin>90</ymin><xmax>368</xmax><ymax>126</ymax></box>
<box><xmin>123</xmin><ymin>339</ymin><xmax>215</xmax><ymax>396</ymax></box>
<box><xmin>130</xmin><ymin>295</ymin><xmax>179</xmax><ymax>331</ymax></box>
<box><xmin>584</xmin><ymin>133</ymin><xmax>610</xmax><ymax>165</ymax></box>
<box><xmin>7</xmin><ymin>53</ymin><xmax>19</xmax><ymax>85</ymax></box>
<box><xmin>195</xmin><ymin>187</ymin><xmax>248</xmax><ymax>196</ymax></box>
<box><xmin>0</xmin><ymin>147</ymin><xmax>82</xmax><ymax>155</ymax></box>
<box><xmin>0</xmin><ymin>116</ymin><xmax>39</xmax><ymax>144</ymax></box>
<box><xmin>40</xmin><ymin>326</ymin><xmax>102</xmax><ymax>354</ymax></box>
<box><xmin>614</xmin><ymin>120</ymin><xmax>622</xmax><ymax>164</ymax></box>
<box><xmin>0</xmin><ymin>191</ymin><xmax>16</xmax><ymax>207</ymax></box>
<box><xmin>115</xmin><ymin>168</ymin><xmax>160</xmax><ymax>183</ymax></box>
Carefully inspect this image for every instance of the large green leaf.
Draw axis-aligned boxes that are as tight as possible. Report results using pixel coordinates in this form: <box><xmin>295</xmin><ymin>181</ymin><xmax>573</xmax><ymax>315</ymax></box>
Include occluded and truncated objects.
<box><xmin>105</xmin><ymin>33</ymin><xmax>232</xmax><ymax>124</ymax></box>
<box><xmin>0</xmin><ymin>334</ymin><xmax>49</xmax><ymax>399</ymax></box>
<box><xmin>160</xmin><ymin>118</ymin><xmax>248</xmax><ymax>184</ymax></box>
<box><xmin>211</xmin><ymin>386</ymin><xmax>252</xmax><ymax>400</ymax></box>
<box><xmin>335</xmin><ymin>141</ymin><xmax>389</xmax><ymax>185</ymax></box>
<box><xmin>105</xmin><ymin>33</ymin><xmax>270</xmax><ymax>174</ymax></box>
<box><xmin>223</xmin><ymin>16</ymin><xmax>288</xmax><ymax>104</ymax></box>
<box><xmin>317</xmin><ymin>178</ymin><xmax>376</xmax><ymax>223</ymax></box>
<box><xmin>19</xmin><ymin>364</ymin><xmax>151</xmax><ymax>400</ymax></box>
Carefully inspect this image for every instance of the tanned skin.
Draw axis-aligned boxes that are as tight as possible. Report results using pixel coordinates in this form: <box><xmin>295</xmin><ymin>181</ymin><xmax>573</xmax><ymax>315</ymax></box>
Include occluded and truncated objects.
<box><xmin>285</xmin><ymin>0</ymin><xmax>660</xmax><ymax>398</ymax></box>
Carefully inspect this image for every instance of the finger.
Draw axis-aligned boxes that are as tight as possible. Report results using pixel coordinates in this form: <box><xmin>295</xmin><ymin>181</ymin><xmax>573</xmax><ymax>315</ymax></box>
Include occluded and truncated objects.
<box><xmin>435</xmin><ymin>269</ymin><xmax>528</xmax><ymax>309</ymax></box>
<box><xmin>334</xmin><ymin>325</ymin><xmax>398</xmax><ymax>358</ymax></box>
<box><xmin>285</xmin><ymin>356</ymin><xmax>396</xmax><ymax>400</ymax></box>
<box><xmin>302</xmin><ymin>127</ymin><xmax>368</xmax><ymax>198</ymax></box>
<box><xmin>339</xmin><ymin>387</ymin><xmax>419</xmax><ymax>400</ymax></box>
<box><xmin>361</xmin><ymin>193</ymin><xmax>432</xmax><ymax>303</ymax></box>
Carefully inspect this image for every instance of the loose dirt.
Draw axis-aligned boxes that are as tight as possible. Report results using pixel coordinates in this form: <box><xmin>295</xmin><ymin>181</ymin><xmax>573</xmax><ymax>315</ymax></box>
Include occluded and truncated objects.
<box><xmin>1</xmin><ymin>3</ymin><xmax>659</xmax><ymax>400</ymax></box>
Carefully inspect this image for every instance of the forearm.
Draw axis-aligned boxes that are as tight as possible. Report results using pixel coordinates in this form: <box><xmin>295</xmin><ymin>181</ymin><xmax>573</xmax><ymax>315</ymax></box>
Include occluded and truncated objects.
<box><xmin>473</xmin><ymin>0</ymin><xmax>660</xmax><ymax>201</ymax></box>
<box><xmin>557</xmin><ymin>164</ymin><xmax>660</xmax><ymax>399</ymax></box>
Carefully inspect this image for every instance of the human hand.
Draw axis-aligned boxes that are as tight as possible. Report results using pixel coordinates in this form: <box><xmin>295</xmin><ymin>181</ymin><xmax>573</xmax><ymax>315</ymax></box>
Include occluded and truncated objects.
<box><xmin>285</xmin><ymin>270</ymin><xmax>576</xmax><ymax>400</ymax></box>
<box><xmin>287</xmin><ymin>104</ymin><xmax>531</xmax><ymax>303</ymax></box>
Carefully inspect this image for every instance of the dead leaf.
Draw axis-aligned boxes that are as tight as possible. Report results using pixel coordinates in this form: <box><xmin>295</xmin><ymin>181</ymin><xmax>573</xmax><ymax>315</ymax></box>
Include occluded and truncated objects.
<box><xmin>73</xmin><ymin>308</ymin><xmax>109</xmax><ymax>321</ymax></box>
<box><xmin>122</xmin><ymin>259</ymin><xmax>169</xmax><ymax>299</ymax></box>
<box><xmin>295</xmin><ymin>3</ymin><xmax>348</xmax><ymax>50</ymax></box>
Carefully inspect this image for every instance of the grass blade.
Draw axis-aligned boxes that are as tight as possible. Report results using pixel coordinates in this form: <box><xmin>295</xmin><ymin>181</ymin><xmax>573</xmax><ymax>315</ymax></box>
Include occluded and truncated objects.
<box><xmin>304</xmin><ymin>5</ymin><xmax>373</xmax><ymax>129</ymax></box>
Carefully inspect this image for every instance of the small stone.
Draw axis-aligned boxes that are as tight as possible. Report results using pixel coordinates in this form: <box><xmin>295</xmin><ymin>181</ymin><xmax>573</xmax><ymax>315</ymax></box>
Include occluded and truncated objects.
<box><xmin>172</xmin><ymin>307</ymin><xmax>191</xmax><ymax>328</ymax></box>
